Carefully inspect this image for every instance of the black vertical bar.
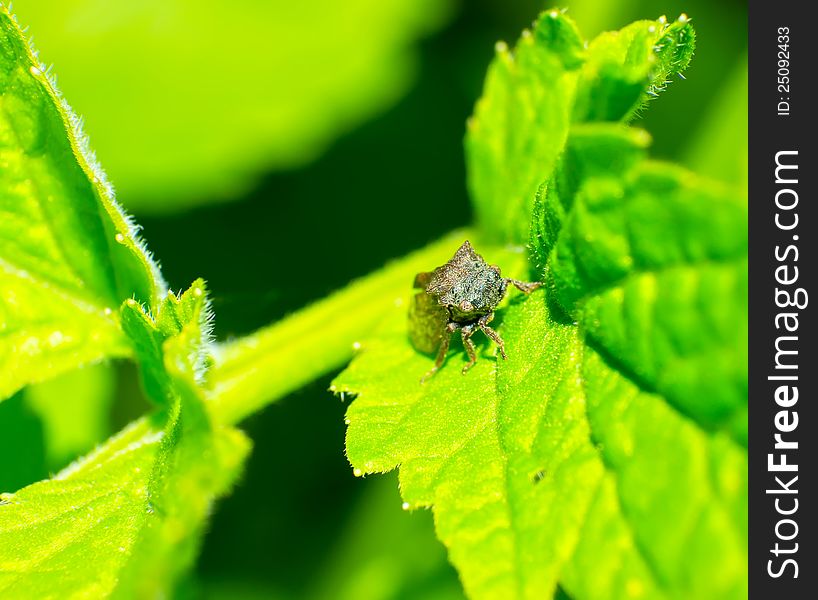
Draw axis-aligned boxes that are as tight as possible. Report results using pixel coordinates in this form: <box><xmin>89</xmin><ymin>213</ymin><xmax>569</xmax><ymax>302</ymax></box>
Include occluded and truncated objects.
<box><xmin>749</xmin><ymin>1</ymin><xmax>815</xmax><ymax>598</ymax></box>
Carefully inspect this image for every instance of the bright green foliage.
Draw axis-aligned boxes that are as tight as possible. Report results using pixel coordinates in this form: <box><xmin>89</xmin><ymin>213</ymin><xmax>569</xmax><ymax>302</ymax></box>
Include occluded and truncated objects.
<box><xmin>0</xmin><ymin>417</ymin><xmax>167</xmax><ymax>598</ymax></box>
<box><xmin>336</xmin><ymin>12</ymin><xmax>746</xmax><ymax>600</ymax></box>
<box><xmin>114</xmin><ymin>284</ymin><xmax>250</xmax><ymax>598</ymax></box>
<box><xmin>0</xmin><ymin>7</ymin><xmax>163</xmax><ymax>400</ymax></box>
<box><xmin>12</xmin><ymin>0</ymin><xmax>451</xmax><ymax>211</ymax></box>
<box><xmin>336</xmin><ymin>282</ymin><xmax>746</xmax><ymax>599</ymax></box>
<box><xmin>529</xmin><ymin>124</ymin><xmax>651</xmax><ymax>273</ymax></box>
<box><xmin>0</xmin><ymin>281</ymin><xmax>250</xmax><ymax>599</ymax></box>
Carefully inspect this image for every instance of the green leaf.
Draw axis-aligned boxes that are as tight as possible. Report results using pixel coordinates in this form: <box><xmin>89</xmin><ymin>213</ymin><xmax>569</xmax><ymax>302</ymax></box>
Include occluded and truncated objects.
<box><xmin>572</xmin><ymin>16</ymin><xmax>695</xmax><ymax>122</ymax></box>
<box><xmin>0</xmin><ymin>281</ymin><xmax>250</xmax><ymax>598</ymax></box>
<box><xmin>0</xmin><ymin>6</ymin><xmax>164</xmax><ymax>401</ymax></box>
<box><xmin>0</xmin><ymin>416</ymin><xmax>168</xmax><ymax>597</ymax></box>
<box><xmin>11</xmin><ymin>0</ymin><xmax>452</xmax><ymax>211</ymax></box>
<box><xmin>0</xmin><ymin>415</ymin><xmax>250</xmax><ymax>599</ymax></box>
<box><xmin>465</xmin><ymin>11</ymin><xmax>585</xmax><ymax>245</ymax></box>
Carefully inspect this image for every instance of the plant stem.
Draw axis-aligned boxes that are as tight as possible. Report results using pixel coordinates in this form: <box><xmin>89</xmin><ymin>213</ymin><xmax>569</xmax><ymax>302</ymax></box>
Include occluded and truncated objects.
<box><xmin>206</xmin><ymin>230</ymin><xmax>471</xmax><ymax>424</ymax></box>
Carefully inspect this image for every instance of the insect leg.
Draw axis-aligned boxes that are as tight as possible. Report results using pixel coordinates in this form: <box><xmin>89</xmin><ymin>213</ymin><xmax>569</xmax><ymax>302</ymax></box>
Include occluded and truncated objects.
<box><xmin>506</xmin><ymin>279</ymin><xmax>542</xmax><ymax>294</ymax></box>
<box><xmin>421</xmin><ymin>322</ymin><xmax>459</xmax><ymax>383</ymax></box>
<box><xmin>478</xmin><ymin>312</ymin><xmax>507</xmax><ymax>360</ymax></box>
<box><xmin>460</xmin><ymin>323</ymin><xmax>478</xmax><ymax>374</ymax></box>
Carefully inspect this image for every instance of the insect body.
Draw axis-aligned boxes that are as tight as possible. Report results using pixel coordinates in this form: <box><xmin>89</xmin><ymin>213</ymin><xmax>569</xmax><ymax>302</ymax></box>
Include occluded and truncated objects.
<box><xmin>409</xmin><ymin>240</ymin><xmax>541</xmax><ymax>382</ymax></box>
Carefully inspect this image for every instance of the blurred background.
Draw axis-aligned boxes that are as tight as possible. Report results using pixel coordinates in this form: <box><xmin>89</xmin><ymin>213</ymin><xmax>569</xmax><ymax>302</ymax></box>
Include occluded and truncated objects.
<box><xmin>3</xmin><ymin>1</ymin><xmax>746</xmax><ymax>598</ymax></box>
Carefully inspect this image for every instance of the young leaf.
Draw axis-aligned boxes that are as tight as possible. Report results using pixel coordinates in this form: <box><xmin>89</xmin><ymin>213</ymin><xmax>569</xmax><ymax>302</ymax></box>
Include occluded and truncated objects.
<box><xmin>0</xmin><ymin>6</ymin><xmax>164</xmax><ymax>401</ymax></box>
<box><xmin>572</xmin><ymin>16</ymin><xmax>695</xmax><ymax>123</ymax></box>
<box><xmin>114</xmin><ymin>283</ymin><xmax>249</xmax><ymax>596</ymax></box>
<box><xmin>0</xmin><ymin>281</ymin><xmax>250</xmax><ymax>598</ymax></box>
<box><xmin>121</xmin><ymin>279</ymin><xmax>213</xmax><ymax>410</ymax></box>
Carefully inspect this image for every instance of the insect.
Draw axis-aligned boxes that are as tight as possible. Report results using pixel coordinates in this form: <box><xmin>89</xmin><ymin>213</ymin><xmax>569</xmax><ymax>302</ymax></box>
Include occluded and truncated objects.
<box><xmin>409</xmin><ymin>240</ymin><xmax>541</xmax><ymax>382</ymax></box>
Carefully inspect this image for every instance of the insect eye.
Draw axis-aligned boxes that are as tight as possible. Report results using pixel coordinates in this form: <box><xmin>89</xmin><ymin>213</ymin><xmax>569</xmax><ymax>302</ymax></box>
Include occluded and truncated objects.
<box><xmin>460</xmin><ymin>300</ymin><xmax>474</xmax><ymax>311</ymax></box>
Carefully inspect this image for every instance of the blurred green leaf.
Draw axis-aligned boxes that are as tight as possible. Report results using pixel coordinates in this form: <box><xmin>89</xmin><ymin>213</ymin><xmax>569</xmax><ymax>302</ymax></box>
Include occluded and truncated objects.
<box><xmin>0</xmin><ymin>6</ymin><xmax>164</xmax><ymax>401</ymax></box>
<box><xmin>24</xmin><ymin>362</ymin><xmax>115</xmax><ymax>470</ymax></box>
<box><xmin>308</xmin><ymin>476</ymin><xmax>464</xmax><ymax>600</ymax></box>
<box><xmin>683</xmin><ymin>55</ymin><xmax>748</xmax><ymax>189</ymax></box>
<box><xmin>0</xmin><ymin>4</ymin><xmax>749</xmax><ymax>599</ymax></box>
<box><xmin>0</xmin><ymin>280</ymin><xmax>250</xmax><ymax>598</ymax></box>
<box><xmin>12</xmin><ymin>0</ymin><xmax>452</xmax><ymax>211</ymax></box>
<box><xmin>335</xmin><ymin>13</ymin><xmax>746</xmax><ymax>600</ymax></box>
